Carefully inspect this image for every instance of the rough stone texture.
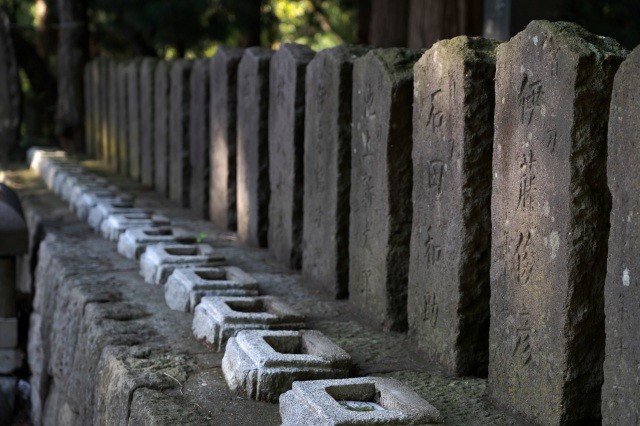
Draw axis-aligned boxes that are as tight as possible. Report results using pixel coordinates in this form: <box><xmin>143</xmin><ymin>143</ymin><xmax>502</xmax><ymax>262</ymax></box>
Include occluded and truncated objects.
<box><xmin>0</xmin><ymin>10</ymin><xmax>20</xmax><ymax>163</ymax></box>
<box><xmin>116</xmin><ymin>61</ymin><xmax>129</xmax><ymax>176</ymax></box>
<box><xmin>169</xmin><ymin>60</ymin><xmax>193</xmax><ymax>206</ymax></box>
<box><xmin>268</xmin><ymin>43</ymin><xmax>315</xmax><ymax>269</ymax></box>
<box><xmin>100</xmin><ymin>212</ymin><xmax>170</xmax><ymax>241</ymax></box>
<box><xmin>349</xmin><ymin>48</ymin><xmax>419</xmax><ymax>332</ymax></box>
<box><xmin>489</xmin><ymin>21</ymin><xmax>626</xmax><ymax>425</ymax></box>
<box><xmin>603</xmin><ymin>44</ymin><xmax>640</xmax><ymax>426</ymax></box>
<box><xmin>107</xmin><ymin>60</ymin><xmax>119</xmax><ymax>170</ymax></box>
<box><xmin>0</xmin><ymin>317</ymin><xmax>18</xmax><ymax>348</ymax></box>
<box><xmin>139</xmin><ymin>243</ymin><xmax>226</xmax><ymax>285</ymax></box>
<box><xmin>279</xmin><ymin>377</ymin><xmax>443</xmax><ymax>426</ymax></box>
<box><xmin>165</xmin><ymin>266</ymin><xmax>259</xmax><ymax>312</ymax></box>
<box><xmin>408</xmin><ymin>37</ymin><xmax>497</xmax><ymax>377</ymax></box>
<box><xmin>236</xmin><ymin>47</ymin><xmax>273</xmax><ymax>247</ymax></box>
<box><xmin>117</xmin><ymin>226</ymin><xmax>196</xmax><ymax>260</ymax></box>
<box><xmin>192</xmin><ymin>296</ymin><xmax>305</xmax><ymax>351</ymax></box>
<box><xmin>302</xmin><ymin>45</ymin><xmax>369</xmax><ymax>299</ymax></box>
<box><xmin>16</xmin><ymin>154</ymin><xmax>521</xmax><ymax>425</ymax></box>
<box><xmin>210</xmin><ymin>46</ymin><xmax>243</xmax><ymax>229</ymax></box>
<box><xmin>188</xmin><ymin>59</ymin><xmax>210</xmax><ymax>218</ymax></box>
<box><xmin>222</xmin><ymin>330</ymin><xmax>351</xmax><ymax>403</ymax></box>
<box><xmin>140</xmin><ymin>58</ymin><xmax>158</xmax><ymax>188</ymax></box>
<box><xmin>153</xmin><ymin>60</ymin><xmax>171</xmax><ymax>197</ymax></box>
<box><xmin>126</xmin><ymin>59</ymin><xmax>142</xmax><ymax>181</ymax></box>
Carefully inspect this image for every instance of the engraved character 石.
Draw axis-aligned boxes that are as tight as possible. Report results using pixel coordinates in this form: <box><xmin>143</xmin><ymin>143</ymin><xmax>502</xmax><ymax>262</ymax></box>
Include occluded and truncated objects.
<box><xmin>426</xmin><ymin>90</ymin><xmax>444</xmax><ymax>132</ymax></box>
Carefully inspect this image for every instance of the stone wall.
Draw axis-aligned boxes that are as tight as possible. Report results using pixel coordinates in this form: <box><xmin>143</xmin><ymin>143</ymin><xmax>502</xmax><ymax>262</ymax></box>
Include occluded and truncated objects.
<box><xmin>76</xmin><ymin>20</ymin><xmax>639</xmax><ymax>425</ymax></box>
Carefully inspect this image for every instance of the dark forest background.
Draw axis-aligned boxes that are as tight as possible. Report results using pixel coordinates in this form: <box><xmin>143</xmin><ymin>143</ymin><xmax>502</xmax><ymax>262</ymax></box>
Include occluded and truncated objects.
<box><xmin>1</xmin><ymin>0</ymin><xmax>639</xmax><ymax>154</ymax></box>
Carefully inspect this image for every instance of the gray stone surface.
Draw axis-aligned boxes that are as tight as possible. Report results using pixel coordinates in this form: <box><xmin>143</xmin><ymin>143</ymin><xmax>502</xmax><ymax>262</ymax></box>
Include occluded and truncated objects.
<box><xmin>84</xmin><ymin>63</ymin><xmax>94</xmax><ymax>157</ymax></box>
<box><xmin>188</xmin><ymin>59</ymin><xmax>210</xmax><ymax>218</ymax></box>
<box><xmin>0</xmin><ymin>348</ymin><xmax>20</xmax><ymax>373</ymax></box>
<box><xmin>222</xmin><ymin>330</ymin><xmax>351</xmax><ymax>403</ymax></box>
<box><xmin>0</xmin><ymin>10</ymin><xmax>19</xmax><ymax>163</ymax></box>
<box><xmin>349</xmin><ymin>48</ymin><xmax>420</xmax><ymax>332</ymax></box>
<box><xmin>99</xmin><ymin>59</ymin><xmax>110</xmax><ymax>163</ymax></box>
<box><xmin>117</xmin><ymin>61</ymin><xmax>129</xmax><ymax>176</ymax></box>
<box><xmin>153</xmin><ymin>60</ymin><xmax>171</xmax><ymax>196</ymax></box>
<box><xmin>165</xmin><ymin>266</ymin><xmax>259</xmax><ymax>312</ymax></box>
<box><xmin>169</xmin><ymin>60</ymin><xmax>193</xmax><ymax>206</ymax></box>
<box><xmin>0</xmin><ymin>317</ymin><xmax>17</xmax><ymax>348</ymax></box>
<box><xmin>268</xmin><ymin>43</ymin><xmax>315</xmax><ymax>269</ymax></box>
<box><xmin>117</xmin><ymin>226</ymin><xmax>196</xmax><ymax>260</ymax></box>
<box><xmin>603</xmin><ymin>44</ymin><xmax>640</xmax><ymax>426</ymax></box>
<box><xmin>0</xmin><ymin>183</ymin><xmax>28</xmax><ymax>255</ymax></box>
<box><xmin>140</xmin><ymin>58</ymin><xmax>158</xmax><ymax>188</ymax></box>
<box><xmin>100</xmin><ymin>212</ymin><xmax>170</xmax><ymax>242</ymax></box>
<box><xmin>139</xmin><ymin>243</ymin><xmax>226</xmax><ymax>285</ymax></box>
<box><xmin>210</xmin><ymin>46</ymin><xmax>243</xmax><ymax>229</ymax></box>
<box><xmin>0</xmin><ymin>376</ymin><xmax>15</xmax><ymax>426</ymax></box>
<box><xmin>302</xmin><ymin>45</ymin><xmax>369</xmax><ymax>299</ymax></box>
<box><xmin>279</xmin><ymin>377</ymin><xmax>443</xmax><ymax>425</ymax></box>
<box><xmin>489</xmin><ymin>21</ymin><xmax>625</xmax><ymax>425</ymax></box>
<box><xmin>92</xmin><ymin>59</ymin><xmax>103</xmax><ymax>159</ymax></box>
<box><xmin>408</xmin><ymin>37</ymin><xmax>497</xmax><ymax>376</ymax></box>
<box><xmin>126</xmin><ymin>59</ymin><xmax>142</xmax><ymax>181</ymax></box>
<box><xmin>192</xmin><ymin>296</ymin><xmax>305</xmax><ymax>351</ymax></box>
<box><xmin>87</xmin><ymin>203</ymin><xmax>144</xmax><ymax>232</ymax></box>
<box><xmin>236</xmin><ymin>47</ymin><xmax>273</xmax><ymax>247</ymax></box>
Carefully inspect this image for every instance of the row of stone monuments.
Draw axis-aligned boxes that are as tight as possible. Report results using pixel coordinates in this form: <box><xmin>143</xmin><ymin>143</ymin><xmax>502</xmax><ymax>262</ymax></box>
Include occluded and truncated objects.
<box><xmin>83</xmin><ymin>21</ymin><xmax>638</xmax><ymax>425</ymax></box>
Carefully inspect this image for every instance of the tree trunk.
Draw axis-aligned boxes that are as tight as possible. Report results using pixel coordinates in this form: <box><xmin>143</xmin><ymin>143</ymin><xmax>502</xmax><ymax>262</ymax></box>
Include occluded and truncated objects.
<box><xmin>56</xmin><ymin>0</ymin><xmax>88</xmax><ymax>154</ymax></box>
<box><xmin>408</xmin><ymin>0</ymin><xmax>484</xmax><ymax>49</ymax></box>
<box><xmin>368</xmin><ymin>0</ymin><xmax>410</xmax><ymax>47</ymax></box>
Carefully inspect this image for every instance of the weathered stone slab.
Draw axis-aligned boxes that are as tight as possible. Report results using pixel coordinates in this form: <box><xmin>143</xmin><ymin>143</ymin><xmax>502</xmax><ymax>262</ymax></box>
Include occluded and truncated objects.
<box><xmin>0</xmin><ymin>317</ymin><xmax>17</xmax><ymax>348</ymax></box>
<box><xmin>139</xmin><ymin>243</ymin><xmax>225</xmax><ymax>285</ymax></box>
<box><xmin>302</xmin><ymin>45</ymin><xmax>369</xmax><ymax>299</ymax></box>
<box><xmin>603</xmin><ymin>44</ymin><xmax>640</xmax><ymax>426</ymax></box>
<box><xmin>236</xmin><ymin>47</ymin><xmax>273</xmax><ymax>247</ymax></box>
<box><xmin>0</xmin><ymin>10</ymin><xmax>20</xmax><ymax>163</ymax></box>
<box><xmin>84</xmin><ymin>63</ymin><xmax>94</xmax><ymax>157</ymax></box>
<box><xmin>117</xmin><ymin>62</ymin><xmax>129</xmax><ymax>175</ymax></box>
<box><xmin>140</xmin><ymin>58</ymin><xmax>158</xmax><ymax>188</ymax></box>
<box><xmin>165</xmin><ymin>266</ymin><xmax>259</xmax><ymax>312</ymax></box>
<box><xmin>154</xmin><ymin>61</ymin><xmax>171</xmax><ymax>196</ymax></box>
<box><xmin>192</xmin><ymin>296</ymin><xmax>305</xmax><ymax>351</ymax></box>
<box><xmin>169</xmin><ymin>60</ymin><xmax>193</xmax><ymax>206</ymax></box>
<box><xmin>117</xmin><ymin>227</ymin><xmax>196</xmax><ymax>260</ymax></box>
<box><xmin>222</xmin><ymin>330</ymin><xmax>351</xmax><ymax>403</ymax></box>
<box><xmin>100</xmin><ymin>212</ymin><xmax>170</xmax><ymax>242</ymax></box>
<box><xmin>87</xmin><ymin>203</ymin><xmax>143</xmax><ymax>232</ymax></box>
<box><xmin>268</xmin><ymin>43</ymin><xmax>315</xmax><ymax>268</ymax></box>
<box><xmin>349</xmin><ymin>48</ymin><xmax>419</xmax><ymax>332</ymax></box>
<box><xmin>99</xmin><ymin>59</ymin><xmax>110</xmax><ymax>163</ymax></box>
<box><xmin>187</xmin><ymin>59</ymin><xmax>210</xmax><ymax>218</ymax></box>
<box><xmin>408</xmin><ymin>37</ymin><xmax>497</xmax><ymax>376</ymax></box>
<box><xmin>73</xmin><ymin>190</ymin><xmax>131</xmax><ymax>221</ymax></box>
<box><xmin>210</xmin><ymin>46</ymin><xmax>243</xmax><ymax>228</ymax></box>
<box><xmin>279</xmin><ymin>377</ymin><xmax>443</xmax><ymax>425</ymax></box>
<box><xmin>489</xmin><ymin>21</ymin><xmax>625</xmax><ymax>424</ymax></box>
<box><xmin>92</xmin><ymin>59</ymin><xmax>103</xmax><ymax>160</ymax></box>
<box><xmin>126</xmin><ymin>59</ymin><xmax>142</xmax><ymax>181</ymax></box>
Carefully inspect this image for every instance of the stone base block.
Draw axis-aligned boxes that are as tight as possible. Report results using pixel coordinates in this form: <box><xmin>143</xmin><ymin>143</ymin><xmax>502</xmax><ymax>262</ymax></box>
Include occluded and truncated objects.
<box><xmin>0</xmin><ymin>318</ymin><xmax>17</xmax><ymax>349</ymax></box>
<box><xmin>139</xmin><ymin>244</ymin><xmax>226</xmax><ymax>285</ymax></box>
<box><xmin>87</xmin><ymin>203</ymin><xmax>144</xmax><ymax>231</ymax></box>
<box><xmin>59</xmin><ymin>175</ymin><xmax>107</xmax><ymax>201</ymax></box>
<box><xmin>279</xmin><ymin>377</ymin><xmax>443</xmax><ymax>425</ymax></box>
<box><xmin>74</xmin><ymin>192</ymin><xmax>133</xmax><ymax>221</ymax></box>
<box><xmin>100</xmin><ymin>213</ymin><xmax>170</xmax><ymax>241</ymax></box>
<box><xmin>165</xmin><ymin>267</ymin><xmax>260</xmax><ymax>312</ymax></box>
<box><xmin>117</xmin><ymin>227</ymin><xmax>196</xmax><ymax>259</ymax></box>
<box><xmin>0</xmin><ymin>376</ymin><xmax>16</xmax><ymax>426</ymax></box>
<box><xmin>48</xmin><ymin>168</ymin><xmax>84</xmax><ymax>194</ymax></box>
<box><xmin>192</xmin><ymin>296</ymin><xmax>305</xmax><ymax>350</ymax></box>
<box><xmin>222</xmin><ymin>330</ymin><xmax>351</xmax><ymax>403</ymax></box>
<box><xmin>0</xmin><ymin>349</ymin><xmax>21</xmax><ymax>374</ymax></box>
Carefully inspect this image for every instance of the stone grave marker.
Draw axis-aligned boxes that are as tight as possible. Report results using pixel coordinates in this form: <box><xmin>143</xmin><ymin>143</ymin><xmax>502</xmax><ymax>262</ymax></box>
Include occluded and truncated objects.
<box><xmin>91</xmin><ymin>59</ymin><xmax>103</xmax><ymax>159</ymax></box>
<box><xmin>302</xmin><ymin>45</ymin><xmax>369</xmax><ymax>299</ymax></box>
<box><xmin>140</xmin><ymin>58</ymin><xmax>158</xmax><ymax>187</ymax></box>
<box><xmin>408</xmin><ymin>36</ymin><xmax>498</xmax><ymax>376</ymax></box>
<box><xmin>127</xmin><ymin>59</ymin><xmax>142</xmax><ymax>180</ymax></box>
<box><xmin>236</xmin><ymin>47</ymin><xmax>273</xmax><ymax>247</ymax></box>
<box><xmin>169</xmin><ymin>60</ymin><xmax>193</xmax><ymax>206</ymax></box>
<box><xmin>268</xmin><ymin>43</ymin><xmax>315</xmax><ymax>269</ymax></box>
<box><xmin>108</xmin><ymin>60</ymin><xmax>120</xmax><ymax>170</ymax></box>
<box><xmin>116</xmin><ymin>61</ymin><xmax>129</xmax><ymax>175</ymax></box>
<box><xmin>602</xmin><ymin>44</ymin><xmax>640</xmax><ymax>426</ymax></box>
<box><xmin>83</xmin><ymin>64</ymin><xmax>94</xmax><ymax>157</ymax></box>
<box><xmin>349</xmin><ymin>48</ymin><xmax>420</xmax><ymax>331</ymax></box>
<box><xmin>153</xmin><ymin>60</ymin><xmax>171</xmax><ymax>196</ymax></box>
<box><xmin>489</xmin><ymin>21</ymin><xmax>625</xmax><ymax>424</ymax></box>
<box><xmin>210</xmin><ymin>46</ymin><xmax>244</xmax><ymax>228</ymax></box>
<box><xmin>188</xmin><ymin>59</ymin><xmax>210</xmax><ymax>218</ymax></box>
<box><xmin>0</xmin><ymin>11</ymin><xmax>19</xmax><ymax>163</ymax></box>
